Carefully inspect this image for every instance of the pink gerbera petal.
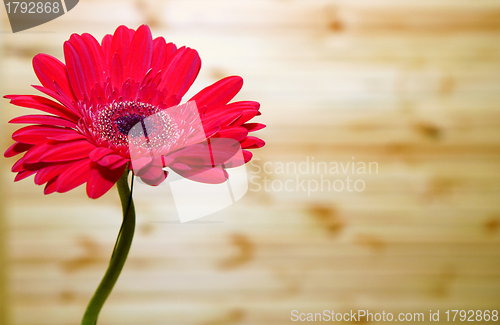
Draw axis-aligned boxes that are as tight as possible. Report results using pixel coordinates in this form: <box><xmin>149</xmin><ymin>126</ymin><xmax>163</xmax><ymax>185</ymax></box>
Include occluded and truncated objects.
<box><xmin>9</xmin><ymin>114</ymin><xmax>77</xmax><ymax>128</ymax></box>
<box><xmin>4</xmin><ymin>94</ymin><xmax>79</xmax><ymax>121</ymax></box>
<box><xmin>158</xmin><ymin>47</ymin><xmax>201</xmax><ymax>100</ymax></box>
<box><xmin>56</xmin><ymin>159</ymin><xmax>92</xmax><ymax>193</ymax></box>
<box><xmin>44</xmin><ymin>178</ymin><xmax>58</xmax><ymax>194</ymax></box>
<box><xmin>12</xmin><ymin>126</ymin><xmax>77</xmax><ymax>145</ymax></box>
<box><xmin>242</xmin><ymin>123</ymin><xmax>266</xmax><ymax>132</ymax></box>
<box><xmin>4</xmin><ymin>142</ymin><xmax>33</xmax><ymax>158</ymax></box>
<box><xmin>32</xmin><ymin>54</ymin><xmax>77</xmax><ymax>103</ymax></box>
<box><xmin>151</xmin><ymin>37</ymin><xmax>177</xmax><ymax>75</ymax></box>
<box><xmin>40</xmin><ymin>140</ymin><xmax>96</xmax><ymax>162</ymax></box>
<box><xmin>190</xmin><ymin>76</ymin><xmax>243</xmax><ymax>113</ymax></box>
<box><xmin>35</xmin><ymin>163</ymin><xmax>70</xmax><ymax>185</ymax></box>
<box><xmin>15</xmin><ymin>170</ymin><xmax>37</xmax><ymax>182</ymax></box>
<box><xmin>86</xmin><ymin>163</ymin><xmax>126</xmax><ymax>199</ymax></box>
<box><xmin>126</xmin><ymin>25</ymin><xmax>153</xmax><ymax>83</ymax></box>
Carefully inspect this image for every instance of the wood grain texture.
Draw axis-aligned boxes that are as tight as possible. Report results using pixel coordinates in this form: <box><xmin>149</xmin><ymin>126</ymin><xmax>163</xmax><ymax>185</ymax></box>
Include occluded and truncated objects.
<box><xmin>1</xmin><ymin>0</ymin><xmax>500</xmax><ymax>324</ymax></box>
<box><xmin>0</xmin><ymin>20</ymin><xmax>11</xmax><ymax>325</ymax></box>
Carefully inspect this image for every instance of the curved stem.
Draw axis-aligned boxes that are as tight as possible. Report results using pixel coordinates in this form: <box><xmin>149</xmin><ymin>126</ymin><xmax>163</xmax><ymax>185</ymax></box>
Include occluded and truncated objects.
<box><xmin>81</xmin><ymin>170</ymin><xmax>136</xmax><ymax>325</ymax></box>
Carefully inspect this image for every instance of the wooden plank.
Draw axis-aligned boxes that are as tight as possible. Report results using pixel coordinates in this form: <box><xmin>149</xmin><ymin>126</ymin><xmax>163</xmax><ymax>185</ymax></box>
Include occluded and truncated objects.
<box><xmin>0</xmin><ymin>182</ymin><xmax>9</xmax><ymax>325</ymax></box>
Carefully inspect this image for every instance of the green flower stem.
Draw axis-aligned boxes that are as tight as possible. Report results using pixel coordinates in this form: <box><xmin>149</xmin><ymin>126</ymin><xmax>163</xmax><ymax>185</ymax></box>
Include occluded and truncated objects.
<box><xmin>81</xmin><ymin>169</ymin><xmax>136</xmax><ymax>325</ymax></box>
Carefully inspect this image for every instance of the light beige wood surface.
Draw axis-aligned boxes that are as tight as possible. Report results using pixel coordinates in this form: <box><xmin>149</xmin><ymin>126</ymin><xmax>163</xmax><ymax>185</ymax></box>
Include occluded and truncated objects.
<box><xmin>1</xmin><ymin>0</ymin><xmax>500</xmax><ymax>324</ymax></box>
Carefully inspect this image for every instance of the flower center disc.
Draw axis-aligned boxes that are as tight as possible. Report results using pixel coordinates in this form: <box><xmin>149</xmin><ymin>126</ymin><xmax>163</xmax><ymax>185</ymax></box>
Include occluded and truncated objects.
<box><xmin>95</xmin><ymin>101</ymin><xmax>180</xmax><ymax>151</ymax></box>
<box><xmin>115</xmin><ymin>114</ymin><xmax>147</xmax><ymax>136</ymax></box>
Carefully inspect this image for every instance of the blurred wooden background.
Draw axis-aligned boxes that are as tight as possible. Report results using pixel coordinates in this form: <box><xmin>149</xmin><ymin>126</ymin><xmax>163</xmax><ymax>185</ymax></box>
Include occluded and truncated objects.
<box><xmin>1</xmin><ymin>0</ymin><xmax>500</xmax><ymax>324</ymax></box>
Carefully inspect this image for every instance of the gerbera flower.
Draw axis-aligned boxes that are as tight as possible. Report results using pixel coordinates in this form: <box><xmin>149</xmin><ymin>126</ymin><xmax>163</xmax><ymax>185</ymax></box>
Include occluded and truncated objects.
<box><xmin>4</xmin><ymin>24</ymin><xmax>265</xmax><ymax>198</ymax></box>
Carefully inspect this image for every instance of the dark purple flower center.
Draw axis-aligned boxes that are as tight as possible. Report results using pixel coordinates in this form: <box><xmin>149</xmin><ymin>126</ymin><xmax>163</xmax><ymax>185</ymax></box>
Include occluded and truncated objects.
<box><xmin>115</xmin><ymin>114</ymin><xmax>148</xmax><ymax>138</ymax></box>
<box><xmin>94</xmin><ymin>101</ymin><xmax>180</xmax><ymax>151</ymax></box>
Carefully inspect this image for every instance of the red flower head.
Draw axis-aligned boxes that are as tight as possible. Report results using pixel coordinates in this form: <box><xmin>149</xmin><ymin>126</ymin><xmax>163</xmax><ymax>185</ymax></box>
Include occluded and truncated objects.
<box><xmin>4</xmin><ymin>25</ymin><xmax>265</xmax><ymax>198</ymax></box>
